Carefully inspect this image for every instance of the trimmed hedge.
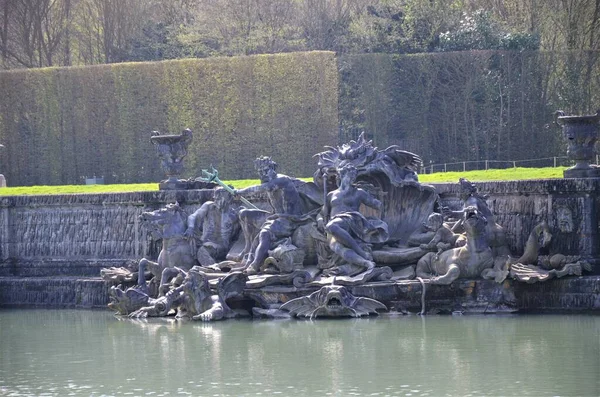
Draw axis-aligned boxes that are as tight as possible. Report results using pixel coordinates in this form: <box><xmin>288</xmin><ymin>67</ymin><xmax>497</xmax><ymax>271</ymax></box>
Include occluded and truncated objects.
<box><xmin>0</xmin><ymin>52</ymin><xmax>339</xmax><ymax>185</ymax></box>
<box><xmin>3</xmin><ymin>50</ymin><xmax>599</xmax><ymax>185</ymax></box>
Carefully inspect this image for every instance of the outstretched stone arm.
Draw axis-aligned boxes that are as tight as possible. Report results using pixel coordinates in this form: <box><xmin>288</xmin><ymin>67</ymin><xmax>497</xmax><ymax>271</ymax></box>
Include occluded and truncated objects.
<box><xmin>201</xmin><ymin>167</ymin><xmax>258</xmax><ymax>210</ymax></box>
<box><xmin>235</xmin><ymin>177</ymin><xmax>284</xmax><ymax>197</ymax></box>
<box><xmin>441</xmin><ymin>206</ymin><xmax>463</xmax><ymax>219</ymax></box>
<box><xmin>235</xmin><ymin>184</ymin><xmax>266</xmax><ymax>196</ymax></box>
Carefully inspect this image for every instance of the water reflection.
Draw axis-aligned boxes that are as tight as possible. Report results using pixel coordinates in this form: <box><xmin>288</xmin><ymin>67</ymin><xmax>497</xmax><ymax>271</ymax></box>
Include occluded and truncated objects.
<box><xmin>0</xmin><ymin>309</ymin><xmax>598</xmax><ymax>396</ymax></box>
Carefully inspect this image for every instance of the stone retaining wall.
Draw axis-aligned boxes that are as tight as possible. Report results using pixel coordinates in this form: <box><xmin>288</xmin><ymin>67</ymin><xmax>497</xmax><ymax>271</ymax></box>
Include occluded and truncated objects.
<box><xmin>0</xmin><ymin>177</ymin><xmax>599</xmax><ymax>308</ymax></box>
<box><xmin>0</xmin><ymin>190</ymin><xmax>214</xmax><ymax>277</ymax></box>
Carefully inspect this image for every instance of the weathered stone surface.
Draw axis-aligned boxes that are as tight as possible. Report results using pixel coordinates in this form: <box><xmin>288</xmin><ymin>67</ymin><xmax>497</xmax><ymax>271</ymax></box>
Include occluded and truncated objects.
<box><xmin>1</xmin><ymin>273</ymin><xmax>598</xmax><ymax>312</ymax></box>
<box><xmin>512</xmin><ymin>275</ymin><xmax>600</xmax><ymax>311</ymax></box>
<box><xmin>2</xmin><ymin>180</ymin><xmax>594</xmax><ymax>276</ymax></box>
<box><xmin>242</xmin><ymin>276</ymin><xmax>600</xmax><ymax>314</ymax></box>
<box><xmin>0</xmin><ymin>190</ymin><xmax>219</xmax><ymax>275</ymax></box>
<box><xmin>0</xmin><ymin>259</ymin><xmax>135</xmax><ymax>277</ymax></box>
<box><xmin>0</xmin><ymin>276</ymin><xmax>109</xmax><ymax>308</ymax></box>
<box><xmin>434</xmin><ymin>178</ymin><xmax>600</xmax><ymax>273</ymax></box>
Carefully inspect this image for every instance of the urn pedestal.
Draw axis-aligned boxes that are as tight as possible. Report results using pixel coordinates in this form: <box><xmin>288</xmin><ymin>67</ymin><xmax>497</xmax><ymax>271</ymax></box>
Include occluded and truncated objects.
<box><xmin>556</xmin><ymin>110</ymin><xmax>600</xmax><ymax>178</ymax></box>
<box><xmin>150</xmin><ymin>129</ymin><xmax>193</xmax><ymax>190</ymax></box>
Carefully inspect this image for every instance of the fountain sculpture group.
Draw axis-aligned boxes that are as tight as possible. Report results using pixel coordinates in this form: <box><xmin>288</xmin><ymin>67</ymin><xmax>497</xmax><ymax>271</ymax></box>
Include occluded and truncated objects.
<box><xmin>103</xmin><ymin>122</ymin><xmax>596</xmax><ymax>320</ymax></box>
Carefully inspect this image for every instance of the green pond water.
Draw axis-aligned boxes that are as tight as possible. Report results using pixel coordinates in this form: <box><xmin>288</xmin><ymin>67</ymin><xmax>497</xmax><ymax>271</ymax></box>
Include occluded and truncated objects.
<box><xmin>0</xmin><ymin>309</ymin><xmax>598</xmax><ymax>396</ymax></box>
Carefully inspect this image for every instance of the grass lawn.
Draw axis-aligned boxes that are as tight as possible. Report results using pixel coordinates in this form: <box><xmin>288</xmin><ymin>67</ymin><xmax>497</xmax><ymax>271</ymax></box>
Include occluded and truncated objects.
<box><xmin>0</xmin><ymin>180</ymin><xmax>264</xmax><ymax>196</ymax></box>
<box><xmin>0</xmin><ymin>167</ymin><xmax>568</xmax><ymax>196</ymax></box>
<box><xmin>418</xmin><ymin>166</ymin><xmax>567</xmax><ymax>184</ymax></box>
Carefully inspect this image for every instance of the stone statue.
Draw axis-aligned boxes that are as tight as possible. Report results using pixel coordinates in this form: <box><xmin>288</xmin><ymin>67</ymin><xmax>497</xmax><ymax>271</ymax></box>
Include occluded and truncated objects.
<box><xmin>108</xmin><ymin>259</ymin><xmax>154</xmax><ymax>315</ymax></box>
<box><xmin>444</xmin><ymin>178</ymin><xmax>510</xmax><ymax>258</ymax></box>
<box><xmin>322</xmin><ymin>165</ymin><xmax>388</xmax><ymax>276</ymax></box>
<box><xmin>129</xmin><ymin>267</ymin><xmax>248</xmax><ymax>321</ymax></box>
<box><xmin>510</xmin><ymin>255</ymin><xmax>592</xmax><ymax>283</ymax></box>
<box><xmin>509</xmin><ymin>221</ymin><xmax>552</xmax><ymax>266</ymax></box>
<box><xmin>406</xmin><ymin>213</ymin><xmax>441</xmax><ymax>246</ymax></box>
<box><xmin>416</xmin><ymin>207</ymin><xmax>495</xmax><ymax>284</ymax></box>
<box><xmin>506</xmin><ymin>221</ymin><xmax>591</xmax><ymax>283</ymax></box>
<box><xmin>407</xmin><ymin>212</ymin><xmax>463</xmax><ymax>251</ymax></box>
<box><xmin>261</xmin><ymin>238</ymin><xmax>306</xmax><ymax>274</ymax></box>
<box><xmin>102</xmin><ymin>199</ymin><xmax>242</xmax><ymax>285</ymax></box>
<box><xmin>108</xmin><ymin>258</ymin><xmax>182</xmax><ymax>315</ymax></box>
<box><xmin>184</xmin><ymin>187</ymin><xmax>240</xmax><ymax>266</ymax></box>
<box><xmin>138</xmin><ymin>202</ymin><xmax>197</xmax><ymax>278</ymax></box>
<box><xmin>280</xmin><ymin>284</ymin><xmax>387</xmax><ymax>318</ymax></box>
<box><xmin>236</xmin><ymin>156</ymin><xmax>318</xmax><ymax>275</ymax></box>
<box><xmin>313</xmin><ymin>132</ymin><xmax>436</xmax><ymax>243</ymax></box>
<box><xmin>313</xmin><ymin>132</ymin><xmax>422</xmax><ymax>188</ymax></box>
<box><xmin>416</xmin><ymin>207</ymin><xmax>581</xmax><ymax>286</ymax></box>
<box><xmin>100</xmin><ymin>131</ymin><xmax>596</xmax><ymax>320</ymax></box>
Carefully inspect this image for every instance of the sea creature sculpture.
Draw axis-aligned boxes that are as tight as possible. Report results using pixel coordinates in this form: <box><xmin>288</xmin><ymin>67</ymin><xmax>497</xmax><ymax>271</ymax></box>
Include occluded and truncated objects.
<box><xmin>280</xmin><ymin>284</ymin><xmax>387</xmax><ymax>319</ymax></box>
<box><xmin>507</xmin><ymin>223</ymin><xmax>591</xmax><ymax>283</ymax></box>
<box><xmin>443</xmin><ymin>178</ymin><xmax>511</xmax><ymax>258</ymax></box>
<box><xmin>129</xmin><ymin>268</ymin><xmax>248</xmax><ymax>321</ymax></box>
<box><xmin>107</xmin><ymin>259</ymin><xmax>156</xmax><ymax>315</ymax></box>
<box><xmin>416</xmin><ymin>206</ymin><xmax>494</xmax><ymax>285</ymax></box>
<box><xmin>510</xmin><ymin>221</ymin><xmax>552</xmax><ymax>266</ymax></box>
<box><xmin>138</xmin><ymin>202</ymin><xmax>198</xmax><ymax>278</ymax></box>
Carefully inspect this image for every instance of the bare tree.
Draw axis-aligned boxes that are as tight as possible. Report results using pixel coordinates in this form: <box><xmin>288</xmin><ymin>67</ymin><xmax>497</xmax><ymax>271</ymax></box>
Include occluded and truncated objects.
<box><xmin>297</xmin><ymin>0</ymin><xmax>354</xmax><ymax>51</ymax></box>
<box><xmin>0</xmin><ymin>0</ymin><xmax>73</xmax><ymax>68</ymax></box>
<box><xmin>0</xmin><ymin>0</ymin><xmax>11</xmax><ymax>67</ymax></box>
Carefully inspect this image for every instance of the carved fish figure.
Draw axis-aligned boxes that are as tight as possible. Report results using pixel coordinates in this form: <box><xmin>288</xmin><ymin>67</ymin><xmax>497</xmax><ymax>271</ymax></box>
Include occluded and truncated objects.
<box><xmin>280</xmin><ymin>284</ymin><xmax>386</xmax><ymax>319</ymax></box>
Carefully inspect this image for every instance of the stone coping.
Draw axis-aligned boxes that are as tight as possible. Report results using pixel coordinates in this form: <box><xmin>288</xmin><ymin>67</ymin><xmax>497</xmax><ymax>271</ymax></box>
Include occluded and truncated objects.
<box><xmin>1</xmin><ymin>177</ymin><xmax>598</xmax><ymax>206</ymax></box>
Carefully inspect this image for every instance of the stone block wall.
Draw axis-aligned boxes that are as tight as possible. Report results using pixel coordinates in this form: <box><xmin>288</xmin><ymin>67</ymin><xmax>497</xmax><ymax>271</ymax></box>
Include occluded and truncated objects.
<box><xmin>0</xmin><ymin>190</ymin><xmax>215</xmax><ymax>277</ymax></box>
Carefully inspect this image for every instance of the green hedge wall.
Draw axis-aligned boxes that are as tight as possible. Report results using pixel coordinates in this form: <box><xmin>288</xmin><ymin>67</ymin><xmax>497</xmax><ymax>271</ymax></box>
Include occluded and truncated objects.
<box><xmin>339</xmin><ymin>51</ymin><xmax>600</xmax><ymax>165</ymax></box>
<box><xmin>3</xmin><ymin>50</ymin><xmax>598</xmax><ymax>186</ymax></box>
<box><xmin>0</xmin><ymin>51</ymin><xmax>339</xmax><ymax>185</ymax></box>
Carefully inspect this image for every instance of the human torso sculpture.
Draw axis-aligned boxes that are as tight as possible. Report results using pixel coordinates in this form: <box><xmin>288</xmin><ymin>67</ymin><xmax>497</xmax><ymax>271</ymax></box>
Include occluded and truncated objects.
<box><xmin>322</xmin><ymin>165</ymin><xmax>389</xmax><ymax>276</ymax></box>
<box><xmin>236</xmin><ymin>156</ymin><xmax>313</xmax><ymax>274</ymax></box>
<box><xmin>185</xmin><ymin>187</ymin><xmax>240</xmax><ymax>266</ymax></box>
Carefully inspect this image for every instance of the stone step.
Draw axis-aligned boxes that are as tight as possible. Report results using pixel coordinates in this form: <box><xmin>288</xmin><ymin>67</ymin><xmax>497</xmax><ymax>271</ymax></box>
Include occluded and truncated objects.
<box><xmin>1</xmin><ymin>275</ymin><xmax>598</xmax><ymax>313</ymax></box>
<box><xmin>0</xmin><ymin>277</ymin><xmax>109</xmax><ymax>308</ymax></box>
<box><xmin>0</xmin><ymin>259</ymin><xmax>136</xmax><ymax>277</ymax></box>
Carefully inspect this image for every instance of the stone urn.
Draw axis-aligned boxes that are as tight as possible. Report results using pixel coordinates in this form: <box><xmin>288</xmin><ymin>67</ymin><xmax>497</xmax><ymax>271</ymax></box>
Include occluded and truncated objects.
<box><xmin>556</xmin><ymin>110</ymin><xmax>600</xmax><ymax>178</ymax></box>
<box><xmin>150</xmin><ymin>128</ymin><xmax>193</xmax><ymax>190</ymax></box>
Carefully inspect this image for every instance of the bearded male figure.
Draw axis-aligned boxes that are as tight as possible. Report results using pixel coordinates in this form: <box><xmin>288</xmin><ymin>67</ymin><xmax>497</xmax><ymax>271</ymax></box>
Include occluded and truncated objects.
<box><xmin>236</xmin><ymin>156</ymin><xmax>317</xmax><ymax>275</ymax></box>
